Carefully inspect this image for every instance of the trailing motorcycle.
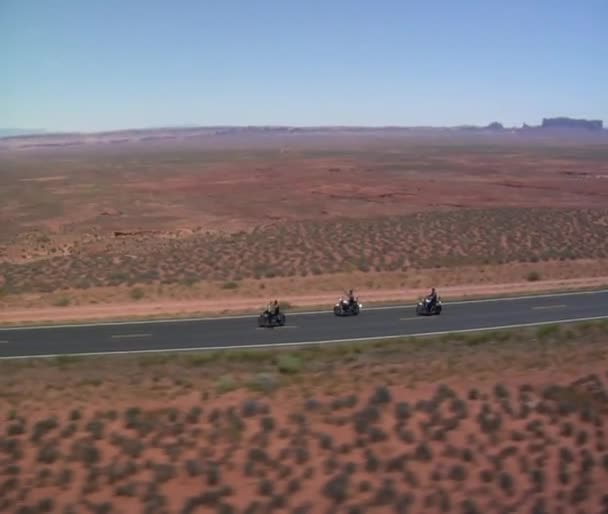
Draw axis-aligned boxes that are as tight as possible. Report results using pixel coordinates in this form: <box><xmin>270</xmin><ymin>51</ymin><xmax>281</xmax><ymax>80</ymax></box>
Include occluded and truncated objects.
<box><xmin>334</xmin><ymin>296</ymin><xmax>362</xmax><ymax>316</ymax></box>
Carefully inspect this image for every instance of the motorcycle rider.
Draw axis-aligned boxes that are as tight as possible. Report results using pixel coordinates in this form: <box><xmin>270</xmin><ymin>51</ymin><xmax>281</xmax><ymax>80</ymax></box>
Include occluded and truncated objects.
<box><xmin>272</xmin><ymin>299</ymin><xmax>280</xmax><ymax>318</ymax></box>
<box><xmin>345</xmin><ymin>289</ymin><xmax>356</xmax><ymax>307</ymax></box>
<box><xmin>426</xmin><ymin>288</ymin><xmax>438</xmax><ymax>312</ymax></box>
<box><xmin>264</xmin><ymin>300</ymin><xmax>274</xmax><ymax>320</ymax></box>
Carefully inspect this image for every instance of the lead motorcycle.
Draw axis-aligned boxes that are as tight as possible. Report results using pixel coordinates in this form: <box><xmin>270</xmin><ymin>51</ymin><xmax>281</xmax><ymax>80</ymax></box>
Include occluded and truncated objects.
<box><xmin>334</xmin><ymin>296</ymin><xmax>362</xmax><ymax>316</ymax></box>
<box><xmin>416</xmin><ymin>296</ymin><xmax>442</xmax><ymax>316</ymax></box>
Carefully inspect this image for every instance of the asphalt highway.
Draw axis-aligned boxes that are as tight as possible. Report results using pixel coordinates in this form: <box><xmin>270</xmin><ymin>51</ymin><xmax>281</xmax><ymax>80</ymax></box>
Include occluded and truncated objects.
<box><xmin>0</xmin><ymin>290</ymin><xmax>607</xmax><ymax>359</ymax></box>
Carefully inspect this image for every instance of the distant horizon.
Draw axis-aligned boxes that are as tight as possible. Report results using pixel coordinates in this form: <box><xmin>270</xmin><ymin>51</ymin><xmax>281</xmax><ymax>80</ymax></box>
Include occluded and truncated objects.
<box><xmin>2</xmin><ymin>116</ymin><xmax>606</xmax><ymax>138</ymax></box>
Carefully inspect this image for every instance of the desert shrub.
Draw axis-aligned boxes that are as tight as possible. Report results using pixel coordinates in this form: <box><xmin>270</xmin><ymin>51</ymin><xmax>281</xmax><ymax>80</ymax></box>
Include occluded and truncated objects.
<box><xmin>222</xmin><ymin>281</ymin><xmax>239</xmax><ymax>290</ymax></box>
<box><xmin>5</xmin><ymin>464</ymin><xmax>20</xmax><ymax>475</ymax></box>
<box><xmin>536</xmin><ymin>324</ymin><xmax>559</xmax><ymax>339</ymax></box>
<box><xmin>530</xmin><ymin>499</ymin><xmax>547</xmax><ymax>514</ymax></box>
<box><xmin>461</xmin><ymin>499</ymin><xmax>480</xmax><ymax>514</ymax></box>
<box><xmin>276</xmin><ymin>354</ymin><xmax>302</xmax><ymax>374</ymax></box>
<box><xmin>86</xmin><ymin>419</ymin><xmax>105</xmax><ymax>440</ymax></box>
<box><xmin>346</xmin><ymin>506</ymin><xmax>363</xmax><ymax>514</ymax></box>
<box><xmin>498</xmin><ymin>471</ymin><xmax>515</xmax><ymax>495</ymax></box>
<box><xmin>323</xmin><ymin>456</ymin><xmax>338</xmax><ymax>474</ymax></box>
<box><xmin>184</xmin><ymin>459</ymin><xmax>203</xmax><ymax>478</ymax></box>
<box><xmin>394</xmin><ymin>493</ymin><xmax>416</xmax><ymax>514</ymax></box>
<box><xmin>560</xmin><ymin>446</ymin><xmax>574</xmax><ymax>463</ymax></box>
<box><xmin>570</xmin><ymin>482</ymin><xmax>589</xmax><ymax>505</ymax></box>
<box><xmin>291</xmin><ymin>503</ymin><xmax>312</xmax><ymax>514</ymax></box>
<box><xmin>341</xmin><ymin>462</ymin><xmax>356</xmax><ymax>475</ymax></box>
<box><xmin>205</xmin><ymin>463</ymin><xmax>221</xmax><ymax>486</ymax></box>
<box><xmin>448</xmin><ymin>464</ymin><xmax>467</xmax><ymax>482</ymax></box>
<box><xmin>385</xmin><ymin>454</ymin><xmax>407</xmax><ymax>473</ymax></box>
<box><xmin>368</xmin><ymin>426</ymin><xmax>388</xmax><ymax>443</ymax></box>
<box><xmin>479</xmin><ymin>469</ymin><xmax>494</xmax><ymax>483</ymax></box>
<box><xmin>129</xmin><ymin>287</ymin><xmax>144</xmax><ymax>300</ymax></box>
<box><xmin>304</xmin><ymin>397</ymin><xmax>320</xmax><ymax>411</ymax></box>
<box><xmin>394</xmin><ymin>401</ymin><xmax>411</xmax><ymax>420</ymax></box>
<box><xmin>477</xmin><ymin>407</ymin><xmax>502</xmax><ymax>434</ymax></box>
<box><xmin>241</xmin><ymin>399</ymin><xmax>261</xmax><ymax>418</ymax></box>
<box><xmin>260</xmin><ymin>416</ymin><xmax>276</xmax><ymax>432</ymax></box>
<box><xmin>37</xmin><ymin>498</ymin><xmax>54</xmax><ymax>513</ymax></box>
<box><xmin>248</xmin><ymin>372</ymin><xmax>280</xmax><ymax>394</ymax></box>
<box><xmin>602</xmin><ymin>453</ymin><xmax>608</xmax><ymax>472</ymax></box>
<box><xmin>278</xmin><ymin>464</ymin><xmax>292</xmax><ymax>479</ymax></box>
<box><xmin>318</xmin><ymin>433</ymin><xmax>334</xmax><ymax>451</ymax></box>
<box><xmin>369</xmin><ymin>385</ymin><xmax>392</xmax><ymax>405</ymax></box>
<box><xmin>414</xmin><ymin>442</ymin><xmax>433</xmax><ymax>462</ymax></box>
<box><xmin>461</xmin><ymin>448</ymin><xmax>474</xmax><ymax>462</ymax></box>
<box><xmin>37</xmin><ymin>443</ymin><xmax>60</xmax><ymax>464</ymax></box>
<box><xmin>119</xmin><ymin>437</ymin><xmax>143</xmax><ymax>459</ymax></box>
<box><xmin>450</xmin><ymin>398</ymin><xmax>469</xmax><ymax>418</ymax></box>
<box><xmin>431</xmin><ymin>428</ymin><xmax>446</xmax><ymax>441</ymax></box>
<box><xmin>494</xmin><ymin>383</ymin><xmax>510</xmax><ymax>399</ymax></box>
<box><xmin>323</xmin><ymin>473</ymin><xmax>349</xmax><ymax>504</ymax></box>
<box><xmin>154</xmin><ymin>463</ymin><xmax>176</xmax><ymax>484</ymax></box>
<box><xmin>580</xmin><ymin>450</ymin><xmax>595</xmax><ymax>475</ymax></box>
<box><xmin>0</xmin><ymin>437</ymin><xmax>22</xmax><ymax>460</ymax></box>
<box><xmin>248</xmin><ymin>447</ymin><xmax>270</xmax><ymax>466</ymax></box>
<box><xmin>294</xmin><ymin>446</ymin><xmax>310</xmax><ymax>465</ymax></box>
<box><xmin>530</xmin><ymin>468</ymin><xmax>545</xmax><ymax>491</ymax></box>
<box><xmin>397</xmin><ymin>428</ymin><xmax>415</xmax><ymax>444</ymax></box>
<box><xmin>527</xmin><ymin>271</ymin><xmax>541</xmax><ymax>282</ymax></box>
<box><xmin>71</xmin><ymin>439</ymin><xmax>100</xmax><ymax>466</ymax></box>
<box><xmin>373</xmin><ymin>478</ymin><xmax>397</xmax><ymax>505</ymax></box>
<box><xmin>186</xmin><ymin>406</ymin><xmax>202</xmax><ymax>424</ymax></box>
<box><xmin>560</xmin><ymin>422</ymin><xmax>573</xmax><ymax>437</ymax></box>
<box><xmin>115</xmin><ymin>481</ymin><xmax>137</xmax><ymax>497</ymax></box>
<box><xmin>6</xmin><ymin>422</ymin><xmax>25</xmax><ymax>437</ymax></box>
<box><xmin>258</xmin><ymin>478</ymin><xmax>273</xmax><ymax>496</ymax></box>
<box><xmin>53</xmin><ymin>296</ymin><xmax>70</xmax><ymax>307</ymax></box>
<box><xmin>31</xmin><ymin>417</ymin><xmax>58</xmax><ymax>442</ymax></box>
<box><xmin>576</xmin><ymin>430</ymin><xmax>588</xmax><ymax>447</ymax></box>
<box><xmin>353</xmin><ymin>405</ymin><xmax>380</xmax><ymax>434</ymax></box>
<box><xmin>331</xmin><ymin>394</ymin><xmax>358</xmax><ymax>410</ymax></box>
<box><xmin>216</xmin><ymin>375</ymin><xmax>237</xmax><ymax>393</ymax></box>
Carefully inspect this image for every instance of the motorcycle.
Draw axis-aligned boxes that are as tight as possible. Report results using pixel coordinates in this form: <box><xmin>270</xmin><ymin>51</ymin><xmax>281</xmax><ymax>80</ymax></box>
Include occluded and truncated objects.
<box><xmin>258</xmin><ymin>309</ymin><xmax>286</xmax><ymax>328</ymax></box>
<box><xmin>334</xmin><ymin>296</ymin><xmax>362</xmax><ymax>316</ymax></box>
<box><xmin>416</xmin><ymin>296</ymin><xmax>442</xmax><ymax>316</ymax></box>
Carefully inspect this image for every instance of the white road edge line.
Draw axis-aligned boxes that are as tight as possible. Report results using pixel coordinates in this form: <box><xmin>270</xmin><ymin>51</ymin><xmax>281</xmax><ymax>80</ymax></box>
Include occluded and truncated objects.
<box><xmin>0</xmin><ymin>340</ymin><xmax>9</xmax><ymax>344</ymax></box>
<box><xmin>1</xmin><ymin>314</ymin><xmax>606</xmax><ymax>361</ymax></box>
<box><xmin>0</xmin><ymin>288</ymin><xmax>606</xmax><ymax>332</ymax></box>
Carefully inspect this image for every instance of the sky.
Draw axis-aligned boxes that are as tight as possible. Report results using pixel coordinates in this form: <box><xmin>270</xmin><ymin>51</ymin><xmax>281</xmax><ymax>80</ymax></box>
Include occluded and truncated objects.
<box><xmin>1</xmin><ymin>0</ymin><xmax>606</xmax><ymax>132</ymax></box>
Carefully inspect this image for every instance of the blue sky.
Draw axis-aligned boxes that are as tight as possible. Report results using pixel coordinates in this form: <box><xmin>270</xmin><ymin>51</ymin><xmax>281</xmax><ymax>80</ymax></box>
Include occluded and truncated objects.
<box><xmin>1</xmin><ymin>0</ymin><xmax>606</xmax><ymax>132</ymax></box>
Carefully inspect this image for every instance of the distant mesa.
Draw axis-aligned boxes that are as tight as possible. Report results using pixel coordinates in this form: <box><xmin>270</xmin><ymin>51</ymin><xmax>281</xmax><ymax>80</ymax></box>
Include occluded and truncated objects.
<box><xmin>541</xmin><ymin>117</ymin><xmax>603</xmax><ymax>131</ymax></box>
<box><xmin>486</xmin><ymin>122</ymin><xmax>504</xmax><ymax>130</ymax></box>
